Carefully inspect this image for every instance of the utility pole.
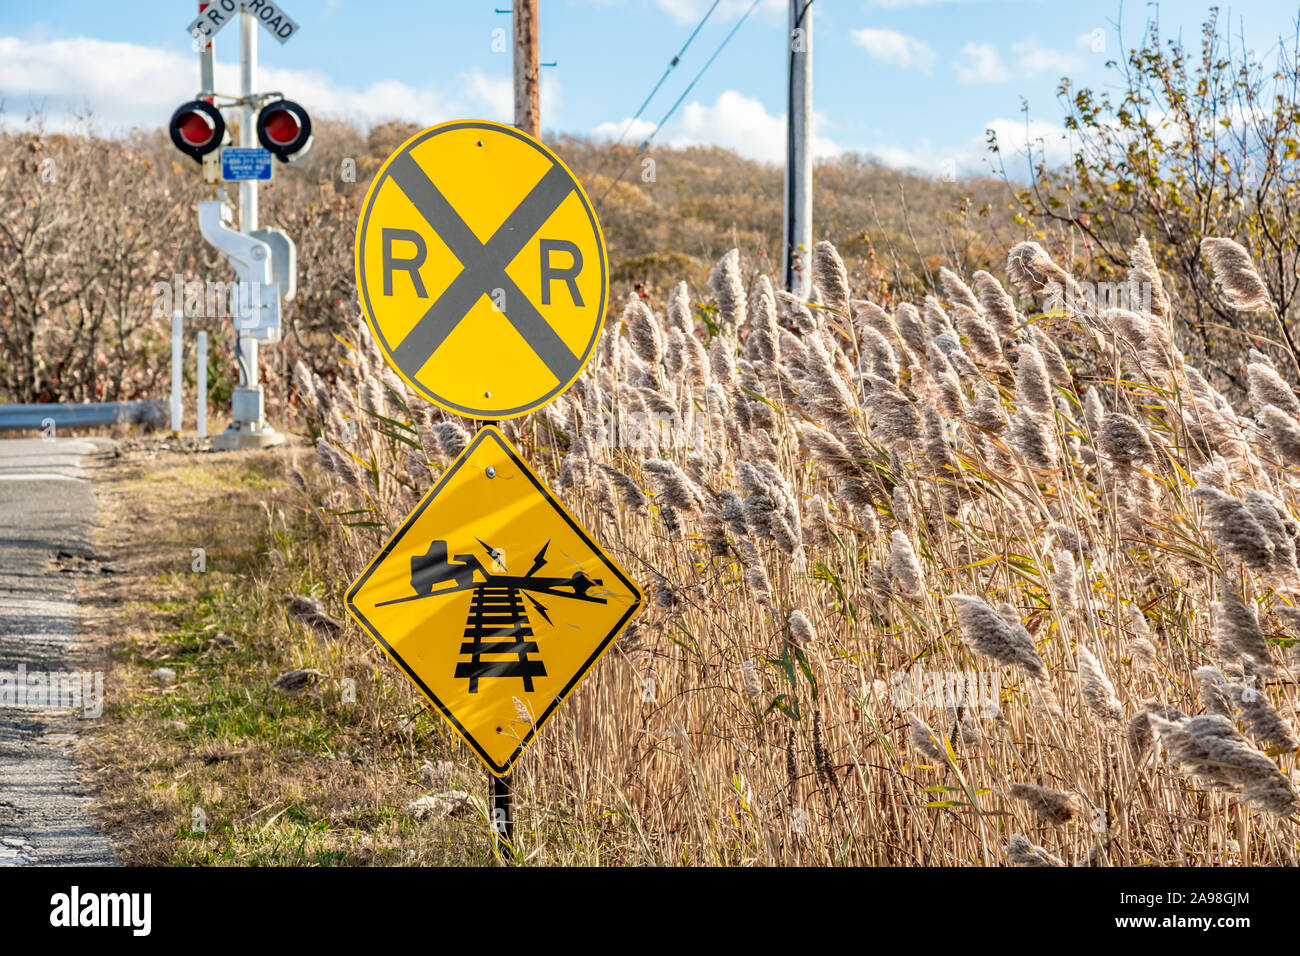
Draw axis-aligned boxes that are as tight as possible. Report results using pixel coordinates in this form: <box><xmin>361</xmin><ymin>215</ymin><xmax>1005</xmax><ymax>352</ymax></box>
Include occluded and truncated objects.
<box><xmin>782</xmin><ymin>0</ymin><xmax>813</xmax><ymax>299</ymax></box>
<box><xmin>513</xmin><ymin>0</ymin><xmax>540</xmax><ymax>136</ymax></box>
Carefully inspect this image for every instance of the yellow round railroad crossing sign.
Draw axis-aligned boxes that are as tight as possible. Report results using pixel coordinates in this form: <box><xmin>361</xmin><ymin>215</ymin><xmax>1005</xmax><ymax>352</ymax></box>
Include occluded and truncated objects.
<box><xmin>355</xmin><ymin>119</ymin><xmax>608</xmax><ymax>420</ymax></box>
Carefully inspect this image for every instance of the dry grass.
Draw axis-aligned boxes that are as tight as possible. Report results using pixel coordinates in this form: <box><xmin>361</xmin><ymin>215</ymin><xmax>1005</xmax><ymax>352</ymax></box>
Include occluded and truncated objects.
<box><xmin>77</xmin><ymin>443</ymin><xmax>506</xmax><ymax>865</ymax></box>
<box><xmin>297</xmin><ymin>236</ymin><xmax>1300</xmax><ymax>866</ymax></box>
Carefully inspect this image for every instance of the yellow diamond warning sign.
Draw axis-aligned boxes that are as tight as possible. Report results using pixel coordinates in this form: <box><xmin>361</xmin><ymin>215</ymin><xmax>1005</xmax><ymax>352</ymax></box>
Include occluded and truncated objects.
<box><xmin>344</xmin><ymin>426</ymin><xmax>642</xmax><ymax>775</ymax></box>
<box><xmin>354</xmin><ymin>119</ymin><xmax>609</xmax><ymax>420</ymax></box>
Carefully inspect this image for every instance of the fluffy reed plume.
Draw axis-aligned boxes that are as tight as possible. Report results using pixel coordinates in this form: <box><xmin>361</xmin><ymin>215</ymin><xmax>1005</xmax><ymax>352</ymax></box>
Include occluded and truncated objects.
<box><xmin>1126</xmin><ymin>701</ymin><xmax>1190</xmax><ymax>758</ymax></box>
<box><xmin>907</xmin><ymin>712</ymin><xmax>947</xmax><ymax>764</ymax></box>
<box><xmin>1191</xmin><ymin>665</ymin><xmax>1229</xmax><ymax>717</ymax></box>
<box><xmin>1148</xmin><ymin>714</ymin><xmax>1297</xmax><ymax>816</ymax></box>
<box><xmin>886</xmin><ymin>530</ymin><xmax>925</xmax><ymax>598</ymax></box>
<box><xmin>953</xmin><ymin>304</ymin><xmax>1003</xmax><ymax>366</ymax></box>
<box><xmin>1231</xmin><ymin>681</ymin><xmax>1299</xmax><ymax>753</ymax></box>
<box><xmin>787</xmin><ymin>608</ymin><xmax>816</xmax><ymax>644</ymax></box>
<box><xmin>1048</xmin><ymin>549</ymin><xmax>1077</xmax><ymax>610</ymax></box>
<box><xmin>1011</xmin><ymin>344</ymin><xmax>1052</xmax><ymax>415</ymax></box>
<box><xmin>380</xmin><ymin>367</ymin><xmax>411</xmax><ymax>418</ymax></box>
<box><xmin>666</xmin><ymin>281</ymin><xmax>692</xmax><ymax>335</ymax></box>
<box><xmin>1009</xmin><ymin>409</ymin><xmax>1058</xmax><ymax>471</ymax></box>
<box><xmin>972</xmin><ymin>270</ymin><xmax>1018</xmax><ymax>341</ymax></box>
<box><xmin>1201</xmin><ymin>237</ymin><xmax>1274</xmax><ymax>312</ymax></box>
<box><xmin>709</xmin><ymin>335</ymin><xmax>736</xmax><ymax>386</ymax></box>
<box><xmin>708</xmin><ymin>249</ymin><xmax>746</xmax><ymax>331</ymax></box>
<box><xmin>430</xmin><ymin>421</ymin><xmax>470</xmax><ymax>459</ymax></box>
<box><xmin>1257</xmin><ymin>405</ymin><xmax>1300</xmax><ymax>465</ymax></box>
<box><xmin>860</xmin><ymin>326</ymin><xmax>900</xmax><ymax>382</ymax></box>
<box><xmin>1077</xmin><ymin>645</ymin><xmax>1123</xmax><ymax>721</ymax></box>
<box><xmin>624</xmin><ymin>298</ymin><xmax>663</xmax><ymax>368</ymax></box>
<box><xmin>923</xmin><ymin>297</ymin><xmax>958</xmax><ymax>341</ymax></box>
<box><xmin>864</xmin><ymin>375</ymin><xmax>923</xmax><ymax>443</ymax></box>
<box><xmin>948</xmin><ymin>595</ymin><xmax>1047</xmax><ymax>681</ymax></box>
<box><xmin>360</xmin><ymin>376</ymin><xmax>385</xmax><ymax>418</ymax></box>
<box><xmin>292</xmin><ymin>360</ymin><xmax>318</xmax><ymax>415</ymax></box>
<box><xmin>316</xmin><ymin>438</ymin><xmax>359</xmax><ymax>487</ymax></box>
<box><xmin>1006</xmin><ymin>241</ymin><xmax>1079</xmax><ymax>301</ymax></box>
<box><xmin>1247</xmin><ymin>361</ymin><xmax>1300</xmax><ymax>420</ymax></box>
<box><xmin>939</xmin><ymin>266</ymin><xmax>981</xmax><ymax>314</ymax></box>
<box><xmin>1003</xmin><ymin>834</ymin><xmax>1064</xmax><ymax>867</ymax></box>
<box><xmin>1008</xmin><ymin>782</ymin><xmax>1078</xmax><ymax>824</ymax></box>
<box><xmin>1213</xmin><ymin>584</ymin><xmax>1274</xmax><ymax>676</ymax></box>
<box><xmin>1128</xmin><ymin>609</ymin><xmax>1157</xmax><ymax>673</ymax></box>
<box><xmin>1128</xmin><ymin>236</ymin><xmax>1172</xmax><ymax>324</ymax></box>
<box><xmin>1192</xmin><ymin>486</ymin><xmax>1275</xmax><ymax>570</ymax></box>
<box><xmin>894</xmin><ymin>303</ymin><xmax>926</xmax><ymax>354</ymax></box>
<box><xmin>1097</xmin><ymin>412</ymin><xmax>1157</xmax><ymax>466</ymax></box>
<box><xmin>812</xmin><ymin>240</ymin><xmax>850</xmax><ymax>316</ymax></box>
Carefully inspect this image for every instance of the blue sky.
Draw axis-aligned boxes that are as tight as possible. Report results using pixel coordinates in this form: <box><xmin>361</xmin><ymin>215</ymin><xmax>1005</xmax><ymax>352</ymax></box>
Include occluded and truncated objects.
<box><xmin>1</xmin><ymin>0</ymin><xmax>1297</xmax><ymax>176</ymax></box>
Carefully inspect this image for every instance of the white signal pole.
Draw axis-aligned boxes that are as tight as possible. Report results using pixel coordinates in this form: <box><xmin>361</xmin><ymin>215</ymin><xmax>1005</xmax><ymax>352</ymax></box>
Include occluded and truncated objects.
<box><xmin>213</xmin><ymin>7</ymin><xmax>282</xmax><ymax>449</ymax></box>
<box><xmin>237</xmin><ymin>7</ymin><xmax>260</xmax><ymax>410</ymax></box>
<box><xmin>782</xmin><ymin>0</ymin><xmax>813</xmax><ymax>299</ymax></box>
<box><xmin>239</xmin><ymin>10</ymin><xmax>258</xmax><ymax>236</ymax></box>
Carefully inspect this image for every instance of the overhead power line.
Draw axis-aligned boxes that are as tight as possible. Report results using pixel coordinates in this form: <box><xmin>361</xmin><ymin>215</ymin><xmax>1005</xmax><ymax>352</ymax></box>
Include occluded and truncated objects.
<box><xmin>595</xmin><ymin>0</ymin><xmax>761</xmax><ymax>209</ymax></box>
<box><xmin>608</xmin><ymin>0</ymin><xmax>721</xmax><ymax>152</ymax></box>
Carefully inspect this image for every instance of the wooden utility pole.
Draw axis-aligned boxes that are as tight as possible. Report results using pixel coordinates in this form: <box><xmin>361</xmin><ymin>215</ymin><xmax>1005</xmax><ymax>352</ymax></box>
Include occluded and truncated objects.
<box><xmin>783</xmin><ymin>0</ymin><xmax>813</xmax><ymax>298</ymax></box>
<box><xmin>513</xmin><ymin>0</ymin><xmax>540</xmax><ymax>136</ymax></box>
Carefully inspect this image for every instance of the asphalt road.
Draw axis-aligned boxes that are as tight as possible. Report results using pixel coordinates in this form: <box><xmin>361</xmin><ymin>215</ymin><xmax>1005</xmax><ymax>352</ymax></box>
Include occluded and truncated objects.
<box><xmin>0</xmin><ymin>438</ymin><xmax>116</xmax><ymax>866</ymax></box>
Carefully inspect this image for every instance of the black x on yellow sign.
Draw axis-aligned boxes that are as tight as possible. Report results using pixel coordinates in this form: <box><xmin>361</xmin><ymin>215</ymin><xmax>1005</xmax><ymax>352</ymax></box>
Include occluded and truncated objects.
<box><xmin>355</xmin><ymin>119</ymin><xmax>608</xmax><ymax>419</ymax></box>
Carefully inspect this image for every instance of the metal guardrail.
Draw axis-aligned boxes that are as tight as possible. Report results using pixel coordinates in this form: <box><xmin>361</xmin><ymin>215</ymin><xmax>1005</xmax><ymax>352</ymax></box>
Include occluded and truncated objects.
<box><xmin>0</xmin><ymin>401</ymin><xmax>167</xmax><ymax>431</ymax></box>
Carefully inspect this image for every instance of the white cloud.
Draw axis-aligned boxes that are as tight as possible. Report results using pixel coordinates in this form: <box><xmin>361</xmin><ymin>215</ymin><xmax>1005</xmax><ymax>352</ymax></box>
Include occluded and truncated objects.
<box><xmin>984</xmin><ymin>116</ymin><xmax>1073</xmax><ymax>168</ymax></box>
<box><xmin>1011</xmin><ymin>37</ymin><xmax>1083</xmax><ymax>79</ymax></box>
<box><xmin>584</xmin><ymin>0</ymin><xmax>784</xmax><ymax>26</ymax></box>
<box><xmin>1076</xmin><ymin>28</ymin><xmax>1108</xmax><ymax>54</ymax></box>
<box><xmin>592</xmin><ymin>89</ymin><xmax>840</xmax><ymax>164</ymax></box>
<box><xmin>869</xmin><ymin>116</ymin><xmax>1071</xmax><ymax>178</ymax></box>
<box><xmin>867</xmin><ymin>0</ymin><xmax>976</xmax><ymax>7</ymax></box>
<box><xmin>591</xmin><ymin>116</ymin><xmax>657</xmax><ymax>144</ymax></box>
<box><xmin>851</xmin><ymin>28</ymin><xmax>935</xmax><ymax>73</ymax></box>
<box><xmin>0</xmin><ymin>35</ymin><xmax>544</xmax><ymax>135</ymax></box>
<box><xmin>954</xmin><ymin>37</ymin><xmax>1082</xmax><ymax>85</ymax></box>
<box><xmin>955</xmin><ymin>42</ymin><xmax>1011</xmax><ymax>85</ymax></box>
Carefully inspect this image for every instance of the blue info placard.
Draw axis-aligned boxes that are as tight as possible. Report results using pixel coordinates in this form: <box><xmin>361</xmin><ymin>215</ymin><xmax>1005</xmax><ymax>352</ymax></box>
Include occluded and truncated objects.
<box><xmin>221</xmin><ymin>147</ymin><xmax>274</xmax><ymax>182</ymax></box>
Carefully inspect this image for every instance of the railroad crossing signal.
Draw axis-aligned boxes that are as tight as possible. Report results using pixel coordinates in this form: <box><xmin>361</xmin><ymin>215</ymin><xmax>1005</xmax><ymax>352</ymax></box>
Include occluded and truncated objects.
<box><xmin>354</xmin><ymin>119</ymin><xmax>609</xmax><ymax>420</ymax></box>
<box><xmin>345</xmin><ymin>426</ymin><xmax>641</xmax><ymax>776</ymax></box>
<box><xmin>169</xmin><ymin>100</ymin><xmax>227</xmax><ymax>161</ymax></box>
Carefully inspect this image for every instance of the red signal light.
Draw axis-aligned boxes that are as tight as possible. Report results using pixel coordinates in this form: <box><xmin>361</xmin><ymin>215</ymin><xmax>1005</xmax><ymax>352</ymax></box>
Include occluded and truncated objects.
<box><xmin>169</xmin><ymin>100</ymin><xmax>226</xmax><ymax>161</ymax></box>
<box><xmin>257</xmin><ymin>100</ymin><xmax>313</xmax><ymax>162</ymax></box>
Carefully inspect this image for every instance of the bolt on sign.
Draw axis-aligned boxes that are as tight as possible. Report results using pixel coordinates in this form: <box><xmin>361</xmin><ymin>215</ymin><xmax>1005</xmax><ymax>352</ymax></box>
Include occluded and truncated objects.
<box><xmin>354</xmin><ymin>119</ymin><xmax>609</xmax><ymax>420</ymax></box>
<box><xmin>345</xmin><ymin>427</ymin><xmax>642</xmax><ymax>776</ymax></box>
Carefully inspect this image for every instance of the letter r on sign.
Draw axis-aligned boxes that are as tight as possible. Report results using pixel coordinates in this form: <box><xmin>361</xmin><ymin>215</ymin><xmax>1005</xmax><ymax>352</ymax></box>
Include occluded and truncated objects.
<box><xmin>383</xmin><ymin>228</ymin><xmax>428</xmax><ymax>298</ymax></box>
<box><xmin>540</xmin><ymin>238</ymin><xmax>583</xmax><ymax>306</ymax></box>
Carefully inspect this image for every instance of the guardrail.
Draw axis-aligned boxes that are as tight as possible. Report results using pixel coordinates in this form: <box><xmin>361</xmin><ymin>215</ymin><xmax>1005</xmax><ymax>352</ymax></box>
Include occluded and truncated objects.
<box><xmin>0</xmin><ymin>401</ymin><xmax>167</xmax><ymax>431</ymax></box>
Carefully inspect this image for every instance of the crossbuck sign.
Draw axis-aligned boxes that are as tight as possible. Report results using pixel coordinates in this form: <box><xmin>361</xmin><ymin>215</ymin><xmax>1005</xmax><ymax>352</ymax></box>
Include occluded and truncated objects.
<box><xmin>354</xmin><ymin>120</ymin><xmax>609</xmax><ymax>420</ymax></box>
